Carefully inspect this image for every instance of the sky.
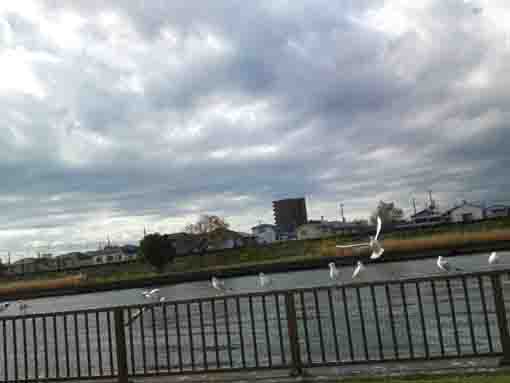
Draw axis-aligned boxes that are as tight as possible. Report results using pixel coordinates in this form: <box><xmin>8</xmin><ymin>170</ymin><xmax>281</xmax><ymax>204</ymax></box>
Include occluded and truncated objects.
<box><xmin>0</xmin><ymin>0</ymin><xmax>509</xmax><ymax>260</ymax></box>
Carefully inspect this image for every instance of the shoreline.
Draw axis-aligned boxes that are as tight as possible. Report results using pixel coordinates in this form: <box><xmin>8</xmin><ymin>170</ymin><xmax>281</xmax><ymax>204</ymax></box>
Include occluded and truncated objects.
<box><xmin>1</xmin><ymin>240</ymin><xmax>510</xmax><ymax>302</ymax></box>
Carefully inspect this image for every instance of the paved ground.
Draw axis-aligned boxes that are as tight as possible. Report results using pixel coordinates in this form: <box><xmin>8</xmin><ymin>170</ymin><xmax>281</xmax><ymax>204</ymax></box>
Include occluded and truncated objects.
<box><xmin>90</xmin><ymin>357</ymin><xmax>509</xmax><ymax>383</ymax></box>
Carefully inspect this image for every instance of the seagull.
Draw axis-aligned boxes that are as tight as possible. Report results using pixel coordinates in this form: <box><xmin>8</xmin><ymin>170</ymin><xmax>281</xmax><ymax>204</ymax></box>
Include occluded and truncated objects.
<box><xmin>352</xmin><ymin>261</ymin><xmax>365</xmax><ymax>279</ymax></box>
<box><xmin>126</xmin><ymin>296</ymin><xmax>166</xmax><ymax>327</ymax></box>
<box><xmin>437</xmin><ymin>256</ymin><xmax>463</xmax><ymax>272</ymax></box>
<box><xmin>211</xmin><ymin>276</ymin><xmax>232</xmax><ymax>292</ymax></box>
<box><xmin>336</xmin><ymin>216</ymin><xmax>384</xmax><ymax>259</ymax></box>
<box><xmin>488</xmin><ymin>251</ymin><xmax>499</xmax><ymax>265</ymax></box>
<box><xmin>141</xmin><ymin>288</ymin><xmax>160</xmax><ymax>299</ymax></box>
<box><xmin>258</xmin><ymin>272</ymin><xmax>271</xmax><ymax>288</ymax></box>
<box><xmin>329</xmin><ymin>262</ymin><xmax>341</xmax><ymax>282</ymax></box>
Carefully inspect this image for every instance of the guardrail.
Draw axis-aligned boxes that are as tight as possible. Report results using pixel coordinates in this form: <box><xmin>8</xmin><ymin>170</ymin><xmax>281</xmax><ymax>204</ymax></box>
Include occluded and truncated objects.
<box><xmin>1</xmin><ymin>268</ymin><xmax>510</xmax><ymax>382</ymax></box>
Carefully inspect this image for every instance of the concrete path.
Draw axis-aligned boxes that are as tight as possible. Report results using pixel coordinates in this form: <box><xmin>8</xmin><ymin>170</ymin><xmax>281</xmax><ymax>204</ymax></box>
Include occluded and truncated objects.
<box><xmin>91</xmin><ymin>357</ymin><xmax>509</xmax><ymax>383</ymax></box>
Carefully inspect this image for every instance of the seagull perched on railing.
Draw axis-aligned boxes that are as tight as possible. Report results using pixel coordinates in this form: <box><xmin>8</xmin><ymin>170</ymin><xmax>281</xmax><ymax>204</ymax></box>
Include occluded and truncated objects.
<box><xmin>336</xmin><ymin>216</ymin><xmax>384</xmax><ymax>259</ymax></box>
<box><xmin>258</xmin><ymin>272</ymin><xmax>271</xmax><ymax>288</ymax></box>
<box><xmin>328</xmin><ymin>262</ymin><xmax>341</xmax><ymax>283</ymax></box>
<box><xmin>126</xmin><ymin>296</ymin><xmax>166</xmax><ymax>327</ymax></box>
<box><xmin>352</xmin><ymin>261</ymin><xmax>365</xmax><ymax>279</ymax></box>
<box><xmin>437</xmin><ymin>256</ymin><xmax>463</xmax><ymax>272</ymax></box>
<box><xmin>211</xmin><ymin>276</ymin><xmax>232</xmax><ymax>292</ymax></box>
<box><xmin>488</xmin><ymin>252</ymin><xmax>499</xmax><ymax>265</ymax></box>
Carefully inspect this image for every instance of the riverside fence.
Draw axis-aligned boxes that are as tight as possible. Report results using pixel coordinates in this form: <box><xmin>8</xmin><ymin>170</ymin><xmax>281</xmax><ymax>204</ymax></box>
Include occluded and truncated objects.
<box><xmin>2</xmin><ymin>268</ymin><xmax>510</xmax><ymax>382</ymax></box>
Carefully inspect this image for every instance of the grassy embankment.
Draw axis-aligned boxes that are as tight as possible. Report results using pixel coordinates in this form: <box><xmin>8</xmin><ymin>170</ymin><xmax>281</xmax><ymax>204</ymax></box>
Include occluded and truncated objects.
<box><xmin>2</xmin><ymin>218</ymin><xmax>510</xmax><ymax>296</ymax></box>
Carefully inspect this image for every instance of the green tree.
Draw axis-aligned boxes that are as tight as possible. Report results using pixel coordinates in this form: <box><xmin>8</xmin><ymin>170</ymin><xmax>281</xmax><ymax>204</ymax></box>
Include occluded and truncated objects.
<box><xmin>184</xmin><ymin>214</ymin><xmax>230</xmax><ymax>234</ymax></box>
<box><xmin>139</xmin><ymin>233</ymin><xmax>176</xmax><ymax>272</ymax></box>
<box><xmin>371</xmin><ymin>200</ymin><xmax>404</xmax><ymax>228</ymax></box>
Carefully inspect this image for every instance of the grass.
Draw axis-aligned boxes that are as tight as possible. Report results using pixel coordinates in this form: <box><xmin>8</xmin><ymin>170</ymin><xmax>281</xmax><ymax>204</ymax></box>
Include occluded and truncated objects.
<box><xmin>336</xmin><ymin>372</ymin><xmax>510</xmax><ymax>382</ymax></box>
<box><xmin>0</xmin><ymin>274</ymin><xmax>86</xmax><ymax>295</ymax></box>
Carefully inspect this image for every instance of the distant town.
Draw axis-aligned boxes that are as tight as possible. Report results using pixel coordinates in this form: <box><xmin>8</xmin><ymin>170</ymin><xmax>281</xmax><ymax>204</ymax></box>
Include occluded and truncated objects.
<box><xmin>3</xmin><ymin>196</ymin><xmax>509</xmax><ymax>276</ymax></box>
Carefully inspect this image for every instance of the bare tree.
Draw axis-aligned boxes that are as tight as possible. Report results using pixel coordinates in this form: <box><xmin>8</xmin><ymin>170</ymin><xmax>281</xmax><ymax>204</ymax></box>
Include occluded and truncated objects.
<box><xmin>184</xmin><ymin>215</ymin><xmax>230</xmax><ymax>234</ymax></box>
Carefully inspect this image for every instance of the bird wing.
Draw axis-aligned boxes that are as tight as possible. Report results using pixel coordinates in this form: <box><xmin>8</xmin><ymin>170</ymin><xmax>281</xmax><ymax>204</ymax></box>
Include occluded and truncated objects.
<box><xmin>336</xmin><ymin>243</ymin><xmax>369</xmax><ymax>248</ymax></box>
<box><xmin>352</xmin><ymin>265</ymin><xmax>361</xmax><ymax>279</ymax></box>
<box><xmin>375</xmin><ymin>216</ymin><xmax>382</xmax><ymax>241</ymax></box>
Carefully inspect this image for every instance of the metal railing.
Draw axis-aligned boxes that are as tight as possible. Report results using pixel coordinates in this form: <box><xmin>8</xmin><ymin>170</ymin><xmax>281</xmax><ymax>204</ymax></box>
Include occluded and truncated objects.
<box><xmin>2</xmin><ymin>268</ymin><xmax>510</xmax><ymax>382</ymax></box>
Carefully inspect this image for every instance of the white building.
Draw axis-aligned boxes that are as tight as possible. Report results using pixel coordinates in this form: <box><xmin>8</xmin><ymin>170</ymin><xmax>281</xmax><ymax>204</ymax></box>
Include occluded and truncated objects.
<box><xmin>251</xmin><ymin>224</ymin><xmax>278</xmax><ymax>244</ymax></box>
<box><xmin>444</xmin><ymin>201</ymin><xmax>485</xmax><ymax>223</ymax></box>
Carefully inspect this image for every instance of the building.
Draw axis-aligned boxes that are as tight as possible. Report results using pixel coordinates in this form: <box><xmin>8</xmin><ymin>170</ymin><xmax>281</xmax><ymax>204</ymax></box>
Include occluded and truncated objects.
<box><xmin>410</xmin><ymin>207</ymin><xmax>446</xmax><ymax>225</ymax></box>
<box><xmin>92</xmin><ymin>246</ymin><xmax>137</xmax><ymax>265</ymax></box>
<box><xmin>485</xmin><ymin>204</ymin><xmax>510</xmax><ymax>219</ymax></box>
<box><xmin>251</xmin><ymin>224</ymin><xmax>278</xmax><ymax>244</ymax></box>
<box><xmin>272</xmin><ymin>198</ymin><xmax>308</xmax><ymax>234</ymax></box>
<box><xmin>444</xmin><ymin>201</ymin><xmax>485</xmax><ymax>223</ymax></box>
<box><xmin>55</xmin><ymin>252</ymin><xmax>92</xmax><ymax>269</ymax></box>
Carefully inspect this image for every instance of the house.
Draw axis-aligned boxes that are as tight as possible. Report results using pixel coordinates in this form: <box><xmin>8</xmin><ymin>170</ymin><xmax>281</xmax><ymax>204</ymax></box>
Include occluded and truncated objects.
<box><xmin>443</xmin><ymin>201</ymin><xmax>485</xmax><ymax>223</ymax></box>
<box><xmin>204</xmin><ymin>228</ymin><xmax>250</xmax><ymax>250</ymax></box>
<box><xmin>91</xmin><ymin>245</ymin><xmax>136</xmax><ymax>264</ymax></box>
<box><xmin>410</xmin><ymin>207</ymin><xmax>446</xmax><ymax>225</ymax></box>
<box><xmin>55</xmin><ymin>252</ymin><xmax>93</xmax><ymax>269</ymax></box>
<box><xmin>9</xmin><ymin>256</ymin><xmax>58</xmax><ymax>274</ymax></box>
<box><xmin>485</xmin><ymin>204</ymin><xmax>510</xmax><ymax>219</ymax></box>
<box><xmin>251</xmin><ymin>224</ymin><xmax>278</xmax><ymax>244</ymax></box>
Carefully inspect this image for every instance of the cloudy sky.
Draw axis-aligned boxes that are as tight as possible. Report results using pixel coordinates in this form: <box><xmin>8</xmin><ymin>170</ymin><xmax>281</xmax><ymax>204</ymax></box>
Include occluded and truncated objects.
<box><xmin>1</xmin><ymin>0</ymin><xmax>509</xmax><ymax>259</ymax></box>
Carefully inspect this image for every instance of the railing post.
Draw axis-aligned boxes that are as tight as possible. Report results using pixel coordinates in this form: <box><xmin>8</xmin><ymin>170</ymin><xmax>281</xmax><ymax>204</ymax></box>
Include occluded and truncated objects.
<box><xmin>491</xmin><ymin>274</ymin><xmax>510</xmax><ymax>366</ymax></box>
<box><xmin>114</xmin><ymin>308</ymin><xmax>130</xmax><ymax>383</ymax></box>
<box><xmin>285</xmin><ymin>292</ymin><xmax>303</xmax><ymax>376</ymax></box>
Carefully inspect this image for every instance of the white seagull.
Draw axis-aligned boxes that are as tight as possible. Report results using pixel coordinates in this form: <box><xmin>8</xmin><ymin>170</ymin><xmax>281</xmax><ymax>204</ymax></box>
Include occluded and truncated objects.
<box><xmin>336</xmin><ymin>216</ymin><xmax>384</xmax><ymax>259</ymax></box>
<box><xmin>352</xmin><ymin>261</ymin><xmax>365</xmax><ymax>279</ymax></box>
<box><xmin>437</xmin><ymin>256</ymin><xmax>462</xmax><ymax>273</ymax></box>
<box><xmin>141</xmin><ymin>288</ymin><xmax>160</xmax><ymax>299</ymax></box>
<box><xmin>488</xmin><ymin>251</ymin><xmax>499</xmax><ymax>265</ymax></box>
<box><xmin>126</xmin><ymin>296</ymin><xmax>166</xmax><ymax>327</ymax></box>
<box><xmin>258</xmin><ymin>272</ymin><xmax>271</xmax><ymax>288</ymax></box>
<box><xmin>211</xmin><ymin>276</ymin><xmax>232</xmax><ymax>292</ymax></box>
<box><xmin>329</xmin><ymin>262</ymin><xmax>341</xmax><ymax>282</ymax></box>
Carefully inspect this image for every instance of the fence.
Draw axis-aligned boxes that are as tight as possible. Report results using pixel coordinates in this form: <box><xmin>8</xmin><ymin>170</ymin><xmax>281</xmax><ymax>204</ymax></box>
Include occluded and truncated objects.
<box><xmin>2</xmin><ymin>268</ymin><xmax>510</xmax><ymax>382</ymax></box>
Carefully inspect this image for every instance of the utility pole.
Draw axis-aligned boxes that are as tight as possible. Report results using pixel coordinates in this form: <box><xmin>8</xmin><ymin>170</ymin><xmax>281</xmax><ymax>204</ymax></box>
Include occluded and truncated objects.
<box><xmin>412</xmin><ymin>198</ymin><xmax>417</xmax><ymax>216</ymax></box>
<box><xmin>340</xmin><ymin>203</ymin><xmax>345</xmax><ymax>223</ymax></box>
<box><xmin>428</xmin><ymin>189</ymin><xmax>435</xmax><ymax>209</ymax></box>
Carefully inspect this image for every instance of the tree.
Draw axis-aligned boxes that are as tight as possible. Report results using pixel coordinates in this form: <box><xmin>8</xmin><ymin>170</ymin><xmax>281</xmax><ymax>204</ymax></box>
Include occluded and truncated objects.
<box><xmin>139</xmin><ymin>233</ymin><xmax>176</xmax><ymax>272</ymax></box>
<box><xmin>184</xmin><ymin>215</ymin><xmax>230</xmax><ymax>234</ymax></box>
<box><xmin>371</xmin><ymin>200</ymin><xmax>404</xmax><ymax>228</ymax></box>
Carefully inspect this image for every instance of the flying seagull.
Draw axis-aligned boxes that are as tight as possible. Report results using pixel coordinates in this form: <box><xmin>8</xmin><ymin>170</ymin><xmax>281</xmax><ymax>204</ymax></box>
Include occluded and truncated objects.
<box><xmin>437</xmin><ymin>256</ymin><xmax>463</xmax><ymax>272</ymax></box>
<box><xmin>336</xmin><ymin>216</ymin><xmax>384</xmax><ymax>259</ymax></box>
<box><xmin>488</xmin><ymin>251</ymin><xmax>499</xmax><ymax>265</ymax></box>
<box><xmin>352</xmin><ymin>261</ymin><xmax>365</xmax><ymax>279</ymax></box>
<box><xmin>211</xmin><ymin>276</ymin><xmax>232</xmax><ymax>292</ymax></box>
<box><xmin>329</xmin><ymin>262</ymin><xmax>341</xmax><ymax>282</ymax></box>
<box><xmin>258</xmin><ymin>272</ymin><xmax>271</xmax><ymax>288</ymax></box>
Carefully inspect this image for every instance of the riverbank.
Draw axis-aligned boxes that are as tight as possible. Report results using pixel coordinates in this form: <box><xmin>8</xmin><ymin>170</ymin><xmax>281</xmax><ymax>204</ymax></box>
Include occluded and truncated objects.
<box><xmin>1</xmin><ymin>229</ymin><xmax>510</xmax><ymax>301</ymax></box>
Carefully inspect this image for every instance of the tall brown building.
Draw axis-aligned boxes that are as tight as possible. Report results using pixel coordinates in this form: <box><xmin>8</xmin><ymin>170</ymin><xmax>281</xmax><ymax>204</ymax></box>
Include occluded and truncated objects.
<box><xmin>273</xmin><ymin>198</ymin><xmax>308</xmax><ymax>234</ymax></box>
